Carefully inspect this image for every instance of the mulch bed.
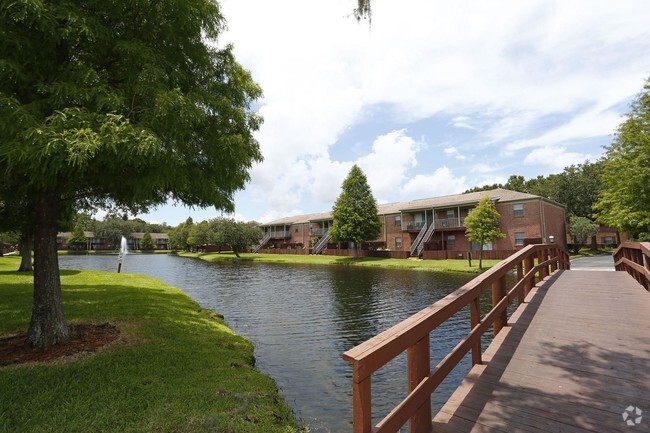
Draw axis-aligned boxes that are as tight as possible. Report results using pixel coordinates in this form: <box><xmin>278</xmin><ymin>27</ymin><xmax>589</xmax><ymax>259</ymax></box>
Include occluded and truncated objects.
<box><xmin>0</xmin><ymin>323</ymin><xmax>120</xmax><ymax>367</ymax></box>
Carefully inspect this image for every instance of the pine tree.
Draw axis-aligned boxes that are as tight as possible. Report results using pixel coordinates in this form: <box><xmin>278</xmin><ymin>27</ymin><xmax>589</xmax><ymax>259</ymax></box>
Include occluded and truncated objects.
<box><xmin>140</xmin><ymin>231</ymin><xmax>155</xmax><ymax>250</ymax></box>
<box><xmin>330</xmin><ymin>165</ymin><xmax>382</xmax><ymax>257</ymax></box>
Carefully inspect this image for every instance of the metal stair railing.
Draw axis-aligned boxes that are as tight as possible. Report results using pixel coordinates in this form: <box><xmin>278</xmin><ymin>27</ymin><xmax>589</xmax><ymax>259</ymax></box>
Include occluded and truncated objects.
<box><xmin>253</xmin><ymin>232</ymin><xmax>271</xmax><ymax>253</ymax></box>
<box><xmin>311</xmin><ymin>230</ymin><xmax>331</xmax><ymax>255</ymax></box>
<box><xmin>416</xmin><ymin>223</ymin><xmax>436</xmax><ymax>257</ymax></box>
<box><xmin>409</xmin><ymin>222</ymin><xmax>430</xmax><ymax>256</ymax></box>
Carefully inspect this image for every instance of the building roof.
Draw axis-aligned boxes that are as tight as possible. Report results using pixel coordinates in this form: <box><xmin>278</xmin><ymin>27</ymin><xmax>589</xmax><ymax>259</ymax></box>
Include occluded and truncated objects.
<box><xmin>261</xmin><ymin>188</ymin><xmax>558</xmax><ymax>227</ymax></box>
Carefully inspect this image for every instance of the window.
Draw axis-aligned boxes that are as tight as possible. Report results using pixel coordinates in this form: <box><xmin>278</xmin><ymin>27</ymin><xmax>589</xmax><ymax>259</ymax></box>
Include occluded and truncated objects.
<box><xmin>447</xmin><ymin>235</ymin><xmax>456</xmax><ymax>246</ymax></box>
<box><xmin>602</xmin><ymin>236</ymin><xmax>614</xmax><ymax>245</ymax></box>
<box><xmin>446</xmin><ymin>209</ymin><xmax>455</xmax><ymax>219</ymax></box>
<box><xmin>513</xmin><ymin>203</ymin><xmax>524</xmax><ymax>218</ymax></box>
<box><xmin>295</xmin><ymin>228</ymin><xmax>299</xmax><ymax>233</ymax></box>
<box><xmin>395</xmin><ymin>215</ymin><xmax>401</xmax><ymax>227</ymax></box>
<box><xmin>515</xmin><ymin>232</ymin><xmax>525</xmax><ymax>246</ymax></box>
<box><xmin>395</xmin><ymin>237</ymin><xmax>402</xmax><ymax>249</ymax></box>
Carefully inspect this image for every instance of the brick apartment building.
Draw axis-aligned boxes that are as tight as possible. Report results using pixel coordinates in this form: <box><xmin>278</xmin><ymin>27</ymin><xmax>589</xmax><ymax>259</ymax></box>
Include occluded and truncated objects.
<box><xmin>57</xmin><ymin>232</ymin><xmax>170</xmax><ymax>250</ymax></box>
<box><xmin>257</xmin><ymin>188</ymin><xmax>567</xmax><ymax>259</ymax></box>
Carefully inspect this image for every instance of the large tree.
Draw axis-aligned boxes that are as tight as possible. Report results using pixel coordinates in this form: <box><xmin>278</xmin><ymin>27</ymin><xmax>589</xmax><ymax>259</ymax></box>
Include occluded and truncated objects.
<box><xmin>330</xmin><ymin>165</ymin><xmax>382</xmax><ymax>257</ymax></box>
<box><xmin>568</xmin><ymin>216</ymin><xmax>599</xmax><ymax>254</ymax></box>
<box><xmin>464</xmin><ymin>196</ymin><xmax>506</xmax><ymax>270</ymax></box>
<box><xmin>0</xmin><ymin>1</ymin><xmax>262</xmax><ymax>348</ymax></box>
<box><xmin>209</xmin><ymin>217</ymin><xmax>261</xmax><ymax>257</ymax></box>
<box><xmin>595</xmin><ymin>77</ymin><xmax>650</xmax><ymax>240</ymax></box>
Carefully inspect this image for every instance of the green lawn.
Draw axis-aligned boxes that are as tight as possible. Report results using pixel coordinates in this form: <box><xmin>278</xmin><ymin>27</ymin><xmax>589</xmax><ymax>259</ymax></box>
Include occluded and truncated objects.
<box><xmin>179</xmin><ymin>252</ymin><xmax>500</xmax><ymax>273</ymax></box>
<box><xmin>0</xmin><ymin>256</ymin><xmax>303</xmax><ymax>433</ymax></box>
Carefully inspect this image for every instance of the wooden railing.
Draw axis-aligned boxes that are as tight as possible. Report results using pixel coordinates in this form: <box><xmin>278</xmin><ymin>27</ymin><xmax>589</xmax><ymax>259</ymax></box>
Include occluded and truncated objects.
<box><xmin>342</xmin><ymin>244</ymin><xmax>570</xmax><ymax>433</ymax></box>
<box><xmin>613</xmin><ymin>242</ymin><xmax>650</xmax><ymax>291</ymax></box>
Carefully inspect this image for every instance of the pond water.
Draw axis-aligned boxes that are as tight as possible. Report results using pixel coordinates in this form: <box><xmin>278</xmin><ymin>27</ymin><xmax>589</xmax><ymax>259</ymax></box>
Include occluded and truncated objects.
<box><xmin>59</xmin><ymin>254</ymin><xmax>496</xmax><ymax>432</ymax></box>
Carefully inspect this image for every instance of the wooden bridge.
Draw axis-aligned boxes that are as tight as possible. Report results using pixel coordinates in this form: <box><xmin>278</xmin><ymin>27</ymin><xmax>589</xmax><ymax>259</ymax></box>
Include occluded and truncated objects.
<box><xmin>343</xmin><ymin>243</ymin><xmax>650</xmax><ymax>433</ymax></box>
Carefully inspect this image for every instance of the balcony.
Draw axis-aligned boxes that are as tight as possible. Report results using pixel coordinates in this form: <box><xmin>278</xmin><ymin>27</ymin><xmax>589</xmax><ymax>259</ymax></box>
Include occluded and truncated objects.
<box><xmin>402</xmin><ymin>221</ymin><xmax>426</xmax><ymax>232</ymax></box>
<box><xmin>310</xmin><ymin>228</ymin><xmax>329</xmax><ymax>237</ymax></box>
<box><xmin>268</xmin><ymin>230</ymin><xmax>291</xmax><ymax>239</ymax></box>
<box><xmin>434</xmin><ymin>217</ymin><xmax>466</xmax><ymax>229</ymax></box>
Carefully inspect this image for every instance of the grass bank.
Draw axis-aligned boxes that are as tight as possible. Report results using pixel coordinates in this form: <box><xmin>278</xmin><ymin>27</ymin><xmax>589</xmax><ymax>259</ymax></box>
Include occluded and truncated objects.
<box><xmin>0</xmin><ymin>256</ymin><xmax>303</xmax><ymax>433</ymax></box>
<box><xmin>179</xmin><ymin>252</ymin><xmax>500</xmax><ymax>273</ymax></box>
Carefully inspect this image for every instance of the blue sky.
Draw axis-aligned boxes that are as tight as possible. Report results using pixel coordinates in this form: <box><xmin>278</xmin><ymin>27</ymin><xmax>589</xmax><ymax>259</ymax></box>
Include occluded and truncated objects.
<box><xmin>134</xmin><ymin>0</ymin><xmax>650</xmax><ymax>226</ymax></box>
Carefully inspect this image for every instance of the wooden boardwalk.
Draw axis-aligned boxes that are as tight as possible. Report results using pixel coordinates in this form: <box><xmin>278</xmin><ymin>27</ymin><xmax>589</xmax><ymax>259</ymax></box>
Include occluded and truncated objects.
<box><xmin>432</xmin><ymin>270</ymin><xmax>650</xmax><ymax>433</ymax></box>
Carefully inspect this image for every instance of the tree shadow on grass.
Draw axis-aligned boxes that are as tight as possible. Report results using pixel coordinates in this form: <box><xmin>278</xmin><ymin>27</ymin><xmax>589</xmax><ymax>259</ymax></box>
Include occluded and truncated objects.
<box><xmin>432</xmin><ymin>271</ymin><xmax>650</xmax><ymax>433</ymax></box>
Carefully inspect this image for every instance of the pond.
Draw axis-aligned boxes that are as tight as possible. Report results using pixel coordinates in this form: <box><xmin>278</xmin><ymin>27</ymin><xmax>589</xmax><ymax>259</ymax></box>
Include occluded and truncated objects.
<box><xmin>59</xmin><ymin>254</ymin><xmax>496</xmax><ymax>432</ymax></box>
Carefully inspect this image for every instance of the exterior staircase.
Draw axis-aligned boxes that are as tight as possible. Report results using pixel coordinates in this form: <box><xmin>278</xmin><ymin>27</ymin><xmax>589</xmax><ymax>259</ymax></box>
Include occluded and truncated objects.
<box><xmin>311</xmin><ymin>230</ymin><xmax>331</xmax><ymax>255</ymax></box>
<box><xmin>252</xmin><ymin>232</ymin><xmax>271</xmax><ymax>253</ymax></box>
<box><xmin>410</xmin><ymin>222</ymin><xmax>436</xmax><ymax>257</ymax></box>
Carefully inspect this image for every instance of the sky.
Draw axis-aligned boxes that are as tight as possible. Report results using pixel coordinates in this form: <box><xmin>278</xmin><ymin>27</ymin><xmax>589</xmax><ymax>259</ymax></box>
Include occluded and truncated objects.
<box><xmin>135</xmin><ymin>0</ymin><xmax>650</xmax><ymax>226</ymax></box>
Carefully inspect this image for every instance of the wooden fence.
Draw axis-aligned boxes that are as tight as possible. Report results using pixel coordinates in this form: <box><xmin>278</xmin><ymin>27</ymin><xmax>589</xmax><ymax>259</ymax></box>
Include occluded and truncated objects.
<box><xmin>613</xmin><ymin>241</ymin><xmax>650</xmax><ymax>290</ymax></box>
<box><xmin>342</xmin><ymin>244</ymin><xmax>570</xmax><ymax>433</ymax></box>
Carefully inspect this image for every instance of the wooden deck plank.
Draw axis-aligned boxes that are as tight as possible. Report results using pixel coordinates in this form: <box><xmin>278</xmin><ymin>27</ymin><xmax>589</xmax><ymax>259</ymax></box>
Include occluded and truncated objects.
<box><xmin>432</xmin><ymin>270</ymin><xmax>650</xmax><ymax>433</ymax></box>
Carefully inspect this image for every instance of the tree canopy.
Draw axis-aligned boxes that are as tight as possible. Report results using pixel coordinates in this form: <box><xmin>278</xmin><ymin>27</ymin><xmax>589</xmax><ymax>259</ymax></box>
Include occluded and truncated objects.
<box><xmin>0</xmin><ymin>0</ymin><xmax>262</xmax><ymax>348</ymax></box>
<box><xmin>140</xmin><ymin>231</ymin><xmax>155</xmax><ymax>250</ymax></box>
<box><xmin>568</xmin><ymin>216</ymin><xmax>599</xmax><ymax>254</ymax></box>
<box><xmin>464</xmin><ymin>196</ymin><xmax>506</xmax><ymax>270</ymax></box>
<box><xmin>595</xmin><ymin>77</ymin><xmax>650</xmax><ymax>240</ymax></box>
<box><xmin>330</xmin><ymin>165</ymin><xmax>381</xmax><ymax>254</ymax></box>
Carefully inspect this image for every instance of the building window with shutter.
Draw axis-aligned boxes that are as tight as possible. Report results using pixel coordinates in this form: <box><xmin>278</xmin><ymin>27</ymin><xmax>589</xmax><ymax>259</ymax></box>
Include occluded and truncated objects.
<box><xmin>395</xmin><ymin>215</ymin><xmax>401</xmax><ymax>227</ymax></box>
<box><xmin>513</xmin><ymin>204</ymin><xmax>524</xmax><ymax>218</ymax></box>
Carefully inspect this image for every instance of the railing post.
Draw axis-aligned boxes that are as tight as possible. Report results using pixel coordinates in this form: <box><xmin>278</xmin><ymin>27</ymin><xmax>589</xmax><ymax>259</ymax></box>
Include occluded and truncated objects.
<box><xmin>351</xmin><ymin>375</ymin><xmax>372</xmax><ymax>433</ymax></box>
<box><xmin>550</xmin><ymin>247</ymin><xmax>558</xmax><ymax>272</ymax></box>
<box><xmin>538</xmin><ymin>249</ymin><xmax>548</xmax><ymax>279</ymax></box>
<box><xmin>407</xmin><ymin>336</ymin><xmax>431</xmax><ymax>433</ymax></box>
<box><xmin>516</xmin><ymin>262</ymin><xmax>524</xmax><ymax>305</ymax></box>
<box><xmin>492</xmin><ymin>275</ymin><xmax>507</xmax><ymax>335</ymax></box>
<box><xmin>470</xmin><ymin>296</ymin><xmax>482</xmax><ymax>365</ymax></box>
<box><xmin>524</xmin><ymin>254</ymin><xmax>535</xmax><ymax>295</ymax></box>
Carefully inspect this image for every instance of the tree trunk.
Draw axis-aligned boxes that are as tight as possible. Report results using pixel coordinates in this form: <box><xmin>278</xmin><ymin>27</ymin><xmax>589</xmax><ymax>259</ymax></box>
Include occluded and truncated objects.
<box><xmin>18</xmin><ymin>232</ymin><xmax>33</xmax><ymax>272</ymax></box>
<box><xmin>26</xmin><ymin>194</ymin><xmax>70</xmax><ymax>349</ymax></box>
<box><xmin>478</xmin><ymin>246</ymin><xmax>484</xmax><ymax>271</ymax></box>
<box><xmin>231</xmin><ymin>245</ymin><xmax>240</xmax><ymax>258</ymax></box>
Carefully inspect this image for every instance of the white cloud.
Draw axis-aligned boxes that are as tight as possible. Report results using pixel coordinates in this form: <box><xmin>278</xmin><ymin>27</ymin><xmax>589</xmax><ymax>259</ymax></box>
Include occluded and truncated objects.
<box><xmin>185</xmin><ymin>0</ymin><xmax>650</xmax><ymax>223</ymax></box>
<box><xmin>357</xmin><ymin>130</ymin><xmax>421</xmax><ymax>198</ymax></box>
<box><xmin>444</xmin><ymin>146</ymin><xmax>467</xmax><ymax>160</ymax></box>
<box><xmin>523</xmin><ymin>146</ymin><xmax>592</xmax><ymax>169</ymax></box>
<box><xmin>402</xmin><ymin>167</ymin><xmax>468</xmax><ymax>197</ymax></box>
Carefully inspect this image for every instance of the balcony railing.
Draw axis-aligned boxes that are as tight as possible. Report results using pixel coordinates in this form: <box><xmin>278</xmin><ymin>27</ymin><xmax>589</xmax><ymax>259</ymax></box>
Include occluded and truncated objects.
<box><xmin>268</xmin><ymin>230</ymin><xmax>291</xmax><ymax>239</ymax></box>
<box><xmin>433</xmin><ymin>217</ymin><xmax>466</xmax><ymax>229</ymax></box>
<box><xmin>402</xmin><ymin>221</ymin><xmax>426</xmax><ymax>231</ymax></box>
<box><xmin>310</xmin><ymin>228</ymin><xmax>328</xmax><ymax>237</ymax></box>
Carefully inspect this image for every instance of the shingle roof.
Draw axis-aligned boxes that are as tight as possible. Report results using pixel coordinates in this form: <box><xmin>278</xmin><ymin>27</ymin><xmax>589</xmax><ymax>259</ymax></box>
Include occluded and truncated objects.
<box><xmin>260</xmin><ymin>188</ymin><xmax>552</xmax><ymax>227</ymax></box>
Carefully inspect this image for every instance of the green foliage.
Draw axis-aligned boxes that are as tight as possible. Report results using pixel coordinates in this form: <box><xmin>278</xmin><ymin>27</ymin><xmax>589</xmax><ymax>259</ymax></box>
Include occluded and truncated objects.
<box><xmin>330</xmin><ymin>165</ymin><xmax>382</xmax><ymax>252</ymax></box>
<box><xmin>1</xmin><ymin>0</ymin><xmax>263</xmax><ymax>346</ymax></box>
<box><xmin>464</xmin><ymin>196</ymin><xmax>505</xmax><ymax>270</ymax></box>
<box><xmin>208</xmin><ymin>218</ymin><xmax>261</xmax><ymax>255</ymax></box>
<box><xmin>568</xmin><ymin>216</ymin><xmax>599</xmax><ymax>252</ymax></box>
<box><xmin>187</xmin><ymin>221</ymin><xmax>210</xmax><ymax>249</ymax></box>
<box><xmin>168</xmin><ymin>217</ymin><xmax>194</xmax><ymax>250</ymax></box>
<box><xmin>66</xmin><ymin>220</ymin><xmax>87</xmax><ymax>250</ymax></box>
<box><xmin>0</xmin><ymin>257</ymin><xmax>303</xmax><ymax>433</ymax></box>
<box><xmin>595</xmin><ymin>77</ymin><xmax>650</xmax><ymax>239</ymax></box>
<box><xmin>139</xmin><ymin>231</ymin><xmax>154</xmax><ymax>250</ymax></box>
<box><xmin>354</xmin><ymin>0</ymin><xmax>372</xmax><ymax>21</ymax></box>
<box><xmin>465</xmin><ymin>161</ymin><xmax>603</xmax><ymax>220</ymax></box>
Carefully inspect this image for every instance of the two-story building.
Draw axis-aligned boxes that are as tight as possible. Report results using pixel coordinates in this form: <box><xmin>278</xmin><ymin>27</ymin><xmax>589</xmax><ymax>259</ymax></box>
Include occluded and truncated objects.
<box><xmin>256</xmin><ymin>188</ymin><xmax>567</xmax><ymax>259</ymax></box>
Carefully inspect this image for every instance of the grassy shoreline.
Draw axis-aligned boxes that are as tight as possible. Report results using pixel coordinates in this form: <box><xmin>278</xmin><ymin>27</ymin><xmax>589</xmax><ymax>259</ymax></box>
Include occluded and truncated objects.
<box><xmin>179</xmin><ymin>251</ymin><xmax>500</xmax><ymax>273</ymax></box>
<box><xmin>0</xmin><ymin>256</ymin><xmax>303</xmax><ymax>433</ymax></box>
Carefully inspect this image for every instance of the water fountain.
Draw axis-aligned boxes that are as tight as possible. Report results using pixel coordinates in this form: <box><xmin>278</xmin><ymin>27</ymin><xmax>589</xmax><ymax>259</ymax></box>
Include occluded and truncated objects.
<box><xmin>117</xmin><ymin>236</ymin><xmax>128</xmax><ymax>273</ymax></box>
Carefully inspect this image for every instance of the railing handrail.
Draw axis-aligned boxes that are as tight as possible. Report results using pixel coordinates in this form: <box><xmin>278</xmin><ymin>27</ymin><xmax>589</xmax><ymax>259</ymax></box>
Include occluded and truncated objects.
<box><xmin>252</xmin><ymin>232</ymin><xmax>271</xmax><ymax>253</ymax></box>
<box><xmin>342</xmin><ymin>244</ymin><xmax>570</xmax><ymax>433</ymax></box>
<box><xmin>613</xmin><ymin>241</ymin><xmax>650</xmax><ymax>290</ymax></box>
<box><xmin>416</xmin><ymin>223</ymin><xmax>437</xmax><ymax>257</ymax></box>
<box><xmin>311</xmin><ymin>230</ymin><xmax>331</xmax><ymax>255</ymax></box>
<box><xmin>409</xmin><ymin>222</ymin><xmax>430</xmax><ymax>256</ymax></box>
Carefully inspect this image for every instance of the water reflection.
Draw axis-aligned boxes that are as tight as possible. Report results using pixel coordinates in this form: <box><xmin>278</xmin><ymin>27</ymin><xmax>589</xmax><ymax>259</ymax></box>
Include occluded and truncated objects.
<box><xmin>59</xmin><ymin>255</ymin><xmax>489</xmax><ymax>433</ymax></box>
